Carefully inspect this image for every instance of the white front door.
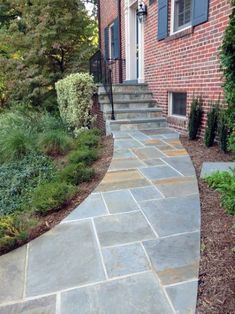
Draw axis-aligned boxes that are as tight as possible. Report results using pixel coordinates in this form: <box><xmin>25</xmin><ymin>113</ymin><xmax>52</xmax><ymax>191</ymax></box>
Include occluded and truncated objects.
<box><xmin>125</xmin><ymin>0</ymin><xmax>145</xmax><ymax>83</ymax></box>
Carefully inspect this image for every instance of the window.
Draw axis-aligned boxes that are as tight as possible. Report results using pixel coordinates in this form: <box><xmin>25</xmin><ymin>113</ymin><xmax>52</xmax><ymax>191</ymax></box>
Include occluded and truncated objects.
<box><xmin>109</xmin><ymin>24</ymin><xmax>115</xmax><ymax>59</ymax></box>
<box><xmin>169</xmin><ymin>92</ymin><xmax>187</xmax><ymax>117</ymax></box>
<box><xmin>172</xmin><ymin>0</ymin><xmax>192</xmax><ymax>33</ymax></box>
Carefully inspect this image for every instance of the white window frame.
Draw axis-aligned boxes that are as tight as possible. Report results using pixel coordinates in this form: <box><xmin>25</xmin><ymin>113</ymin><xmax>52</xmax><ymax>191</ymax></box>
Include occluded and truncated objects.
<box><xmin>168</xmin><ymin>92</ymin><xmax>187</xmax><ymax>119</ymax></box>
<box><xmin>170</xmin><ymin>0</ymin><xmax>192</xmax><ymax>35</ymax></box>
<box><xmin>109</xmin><ymin>23</ymin><xmax>115</xmax><ymax>60</ymax></box>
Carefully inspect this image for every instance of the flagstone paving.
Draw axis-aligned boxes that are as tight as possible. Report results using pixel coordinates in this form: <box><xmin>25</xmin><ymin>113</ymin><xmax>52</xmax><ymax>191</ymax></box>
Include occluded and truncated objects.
<box><xmin>0</xmin><ymin>128</ymin><xmax>201</xmax><ymax>314</ymax></box>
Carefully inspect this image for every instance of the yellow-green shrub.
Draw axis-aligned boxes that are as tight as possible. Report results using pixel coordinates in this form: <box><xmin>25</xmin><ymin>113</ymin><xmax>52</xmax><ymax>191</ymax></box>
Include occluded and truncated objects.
<box><xmin>55</xmin><ymin>73</ymin><xmax>96</xmax><ymax>135</ymax></box>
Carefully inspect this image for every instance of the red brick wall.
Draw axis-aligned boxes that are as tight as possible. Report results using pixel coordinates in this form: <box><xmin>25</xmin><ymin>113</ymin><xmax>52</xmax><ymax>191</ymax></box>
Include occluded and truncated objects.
<box><xmin>99</xmin><ymin>0</ymin><xmax>232</xmax><ymax>132</ymax></box>
<box><xmin>91</xmin><ymin>94</ymin><xmax>106</xmax><ymax>134</ymax></box>
<box><xmin>99</xmin><ymin>0</ymin><xmax>118</xmax><ymax>57</ymax></box>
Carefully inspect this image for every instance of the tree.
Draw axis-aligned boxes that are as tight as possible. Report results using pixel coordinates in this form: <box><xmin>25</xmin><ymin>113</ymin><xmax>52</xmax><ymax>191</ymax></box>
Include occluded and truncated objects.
<box><xmin>0</xmin><ymin>0</ymin><xmax>98</xmax><ymax>110</ymax></box>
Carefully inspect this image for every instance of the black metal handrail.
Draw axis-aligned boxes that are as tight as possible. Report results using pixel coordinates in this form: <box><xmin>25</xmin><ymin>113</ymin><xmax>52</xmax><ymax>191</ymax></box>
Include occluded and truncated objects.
<box><xmin>89</xmin><ymin>50</ymin><xmax>125</xmax><ymax>121</ymax></box>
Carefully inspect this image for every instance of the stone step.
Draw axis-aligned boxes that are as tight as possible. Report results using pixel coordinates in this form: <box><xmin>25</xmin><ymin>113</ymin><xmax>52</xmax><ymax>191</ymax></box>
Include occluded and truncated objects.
<box><xmin>99</xmin><ymin>91</ymin><xmax>153</xmax><ymax>102</ymax></box>
<box><xmin>104</xmin><ymin>108</ymin><xmax>162</xmax><ymax>120</ymax></box>
<box><xmin>100</xmin><ymin>100</ymin><xmax>157</xmax><ymax>111</ymax></box>
<box><xmin>98</xmin><ymin>84</ymin><xmax>149</xmax><ymax>94</ymax></box>
<box><xmin>106</xmin><ymin>117</ymin><xmax>167</xmax><ymax>133</ymax></box>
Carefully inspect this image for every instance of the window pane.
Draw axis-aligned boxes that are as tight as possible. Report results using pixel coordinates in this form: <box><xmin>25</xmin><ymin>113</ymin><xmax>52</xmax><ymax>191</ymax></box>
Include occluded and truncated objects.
<box><xmin>174</xmin><ymin>0</ymin><xmax>192</xmax><ymax>31</ymax></box>
<box><xmin>172</xmin><ymin>93</ymin><xmax>187</xmax><ymax>116</ymax></box>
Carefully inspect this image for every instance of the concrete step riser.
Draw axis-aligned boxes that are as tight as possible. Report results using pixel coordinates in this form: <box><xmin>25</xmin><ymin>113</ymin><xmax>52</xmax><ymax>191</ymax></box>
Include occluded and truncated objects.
<box><xmin>108</xmin><ymin>121</ymin><xmax>167</xmax><ymax>132</ymax></box>
<box><xmin>104</xmin><ymin>111</ymin><xmax>162</xmax><ymax>120</ymax></box>
<box><xmin>100</xmin><ymin>102</ymin><xmax>156</xmax><ymax>111</ymax></box>
<box><xmin>98</xmin><ymin>85</ymin><xmax>149</xmax><ymax>94</ymax></box>
<box><xmin>99</xmin><ymin>94</ymin><xmax>153</xmax><ymax>102</ymax></box>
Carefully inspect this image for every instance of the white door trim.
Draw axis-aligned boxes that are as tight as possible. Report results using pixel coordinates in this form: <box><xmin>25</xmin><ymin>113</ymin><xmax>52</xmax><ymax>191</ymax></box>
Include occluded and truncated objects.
<box><xmin>125</xmin><ymin>0</ymin><xmax>145</xmax><ymax>83</ymax></box>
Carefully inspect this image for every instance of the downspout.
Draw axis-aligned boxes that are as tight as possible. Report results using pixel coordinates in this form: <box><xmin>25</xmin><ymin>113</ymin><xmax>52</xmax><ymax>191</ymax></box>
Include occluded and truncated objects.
<box><xmin>118</xmin><ymin>0</ymin><xmax>123</xmax><ymax>83</ymax></box>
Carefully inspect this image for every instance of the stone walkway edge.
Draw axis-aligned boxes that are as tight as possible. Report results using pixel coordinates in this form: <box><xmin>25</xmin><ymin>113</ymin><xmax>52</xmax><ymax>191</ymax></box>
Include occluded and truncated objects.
<box><xmin>0</xmin><ymin>127</ymin><xmax>201</xmax><ymax>314</ymax></box>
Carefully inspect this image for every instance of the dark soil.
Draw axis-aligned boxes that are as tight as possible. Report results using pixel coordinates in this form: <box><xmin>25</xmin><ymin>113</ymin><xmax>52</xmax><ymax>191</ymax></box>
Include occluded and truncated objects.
<box><xmin>0</xmin><ymin>136</ymin><xmax>114</xmax><ymax>256</ymax></box>
<box><xmin>181</xmin><ymin>136</ymin><xmax>235</xmax><ymax>314</ymax></box>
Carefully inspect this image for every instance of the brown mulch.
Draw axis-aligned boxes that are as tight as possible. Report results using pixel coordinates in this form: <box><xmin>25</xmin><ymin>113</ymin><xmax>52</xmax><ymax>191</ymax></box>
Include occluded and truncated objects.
<box><xmin>181</xmin><ymin>136</ymin><xmax>235</xmax><ymax>314</ymax></box>
<box><xmin>0</xmin><ymin>135</ymin><xmax>114</xmax><ymax>256</ymax></box>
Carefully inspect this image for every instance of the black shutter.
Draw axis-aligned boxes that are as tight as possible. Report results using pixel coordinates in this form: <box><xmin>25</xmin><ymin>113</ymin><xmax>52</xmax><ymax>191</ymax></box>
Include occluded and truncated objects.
<box><xmin>192</xmin><ymin>0</ymin><xmax>209</xmax><ymax>27</ymax></box>
<box><xmin>104</xmin><ymin>26</ymin><xmax>109</xmax><ymax>60</ymax></box>
<box><xmin>158</xmin><ymin>0</ymin><xmax>168</xmax><ymax>40</ymax></box>
<box><xmin>113</xmin><ymin>17</ymin><xmax>120</xmax><ymax>59</ymax></box>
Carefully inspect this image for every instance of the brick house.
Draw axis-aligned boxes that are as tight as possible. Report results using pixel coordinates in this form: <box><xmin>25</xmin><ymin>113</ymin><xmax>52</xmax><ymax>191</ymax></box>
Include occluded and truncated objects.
<box><xmin>93</xmin><ymin>0</ymin><xmax>232</xmax><ymax>133</ymax></box>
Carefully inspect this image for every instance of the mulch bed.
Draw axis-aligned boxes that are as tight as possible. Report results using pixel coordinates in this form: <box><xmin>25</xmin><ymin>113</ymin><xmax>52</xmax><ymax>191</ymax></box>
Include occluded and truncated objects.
<box><xmin>181</xmin><ymin>136</ymin><xmax>235</xmax><ymax>314</ymax></box>
<box><xmin>0</xmin><ymin>135</ymin><xmax>114</xmax><ymax>256</ymax></box>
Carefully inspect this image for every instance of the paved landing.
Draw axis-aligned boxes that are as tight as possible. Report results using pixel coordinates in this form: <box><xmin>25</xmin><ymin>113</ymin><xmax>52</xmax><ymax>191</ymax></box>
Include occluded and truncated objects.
<box><xmin>0</xmin><ymin>128</ymin><xmax>201</xmax><ymax>314</ymax></box>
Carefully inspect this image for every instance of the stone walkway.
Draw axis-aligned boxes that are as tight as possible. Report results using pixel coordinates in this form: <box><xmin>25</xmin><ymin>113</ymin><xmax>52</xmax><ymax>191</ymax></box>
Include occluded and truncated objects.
<box><xmin>0</xmin><ymin>128</ymin><xmax>201</xmax><ymax>314</ymax></box>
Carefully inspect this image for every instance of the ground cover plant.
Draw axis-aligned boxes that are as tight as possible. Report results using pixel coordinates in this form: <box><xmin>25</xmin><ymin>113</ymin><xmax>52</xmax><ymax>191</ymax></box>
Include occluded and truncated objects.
<box><xmin>0</xmin><ymin>107</ymin><xmax>101</xmax><ymax>251</ymax></box>
<box><xmin>205</xmin><ymin>169</ymin><xmax>235</xmax><ymax>216</ymax></box>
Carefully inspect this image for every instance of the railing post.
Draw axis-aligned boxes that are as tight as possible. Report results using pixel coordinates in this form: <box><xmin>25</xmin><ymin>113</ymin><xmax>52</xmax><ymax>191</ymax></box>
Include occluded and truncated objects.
<box><xmin>109</xmin><ymin>68</ymin><xmax>115</xmax><ymax>120</ymax></box>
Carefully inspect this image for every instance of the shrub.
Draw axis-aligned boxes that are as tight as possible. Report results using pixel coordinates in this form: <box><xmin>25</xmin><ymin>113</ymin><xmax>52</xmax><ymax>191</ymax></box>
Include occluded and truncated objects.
<box><xmin>0</xmin><ymin>214</ymin><xmax>37</xmax><ymax>250</ymax></box>
<box><xmin>59</xmin><ymin>163</ymin><xmax>95</xmax><ymax>185</ymax></box>
<box><xmin>38</xmin><ymin>130</ymin><xmax>74</xmax><ymax>156</ymax></box>
<box><xmin>220</xmin><ymin>0</ymin><xmax>235</xmax><ymax>109</ymax></box>
<box><xmin>0</xmin><ymin>154</ymin><xmax>56</xmax><ymax>216</ymax></box>
<box><xmin>188</xmin><ymin>97</ymin><xmax>203</xmax><ymax>140</ymax></box>
<box><xmin>68</xmin><ymin>148</ymin><xmax>98</xmax><ymax>166</ymax></box>
<box><xmin>31</xmin><ymin>180</ymin><xmax>76</xmax><ymax>214</ymax></box>
<box><xmin>0</xmin><ymin>128</ymin><xmax>35</xmax><ymax>162</ymax></box>
<box><xmin>218</xmin><ymin>110</ymin><xmax>230</xmax><ymax>153</ymax></box>
<box><xmin>205</xmin><ymin>169</ymin><xmax>235</xmax><ymax>215</ymax></box>
<box><xmin>76</xmin><ymin>129</ymin><xmax>101</xmax><ymax>149</ymax></box>
<box><xmin>228</xmin><ymin>129</ymin><xmax>235</xmax><ymax>154</ymax></box>
<box><xmin>55</xmin><ymin>73</ymin><xmax>96</xmax><ymax>135</ymax></box>
<box><xmin>36</xmin><ymin>113</ymin><xmax>66</xmax><ymax>133</ymax></box>
<box><xmin>204</xmin><ymin>104</ymin><xmax>219</xmax><ymax>147</ymax></box>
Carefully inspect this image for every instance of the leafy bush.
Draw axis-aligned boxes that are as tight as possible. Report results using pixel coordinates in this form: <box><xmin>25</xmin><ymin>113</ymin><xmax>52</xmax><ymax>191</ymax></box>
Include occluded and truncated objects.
<box><xmin>220</xmin><ymin>0</ymin><xmax>235</xmax><ymax>109</ymax></box>
<box><xmin>188</xmin><ymin>97</ymin><xmax>203</xmax><ymax>140</ymax></box>
<box><xmin>76</xmin><ymin>129</ymin><xmax>101</xmax><ymax>149</ymax></box>
<box><xmin>55</xmin><ymin>73</ymin><xmax>96</xmax><ymax>135</ymax></box>
<box><xmin>31</xmin><ymin>181</ymin><xmax>76</xmax><ymax>214</ymax></box>
<box><xmin>205</xmin><ymin>169</ymin><xmax>235</xmax><ymax>215</ymax></box>
<box><xmin>38</xmin><ymin>130</ymin><xmax>74</xmax><ymax>156</ymax></box>
<box><xmin>218</xmin><ymin>110</ymin><xmax>230</xmax><ymax>153</ymax></box>
<box><xmin>0</xmin><ymin>214</ymin><xmax>37</xmax><ymax>249</ymax></box>
<box><xmin>68</xmin><ymin>148</ymin><xmax>98</xmax><ymax>166</ymax></box>
<box><xmin>228</xmin><ymin>129</ymin><xmax>235</xmax><ymax>154</ymax></box>
<box><xmin>204</xmin><ymin>104</ymin><xmax>219</xmax><ymax>147</ymax></box>
<box><xmin>36</xmin><ymin>113</ymin><xmax>66</xmax><ymax>133</ymax></box>
<box><xmin>59</xmin><ymin>163</ymin><xmax>95</xmax><ymax>185</ymax></box>
<box><xmin>0</xmin><ymin>154</ymin><xmax>56</xmax><ymax>216</ymax></box>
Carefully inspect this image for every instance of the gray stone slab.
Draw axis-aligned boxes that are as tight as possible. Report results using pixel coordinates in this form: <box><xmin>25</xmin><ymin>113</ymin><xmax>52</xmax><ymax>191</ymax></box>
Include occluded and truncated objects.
<box><xmin>140</xmin><ymin>195</ymin><xmax>200</xmax><ymax>237</ymax></box>
<box><xmin>63</xmin><ymin>193</ymin><xmax>107</xmax><ymax>221</ymax></box>
<box><xmin>143</xmin><ymin>158</ymin><xmax>166</xmax><ymax>166</ymax></box>
<box><xmin>102</xmin><ymin>190</ymin><xmax>139</xmax><ymax>214</ymax></box>
<box><xmin>166</xmin><ymin>280</ymin><xmax>198</xmax><ymax>314</ymax></box>
<box><xmin>201</xmin><ymin>162</ymin><xmax>235</xmax><ymax>178</ymax></box>
<box><xmin>115</xmin><ymin>138</ymin><xmax>143</xmax><ymax>149</ymax></box>
<box><xmin>94</xmin><ymin>211</ymin><xmax>155</xmax><ymax>247</ymax></box>
<box><xmin>109</xmin><ymin>158</ymin><xmax>144</xmax><ymax>171</ymax></box>
<box><xmin>162</xmin><ymin>156</ymin><xmax>196</xmax><ymax>176</ymax></box>
<box><xmin>130</xmin><ymin>186</ymin><xmax>163</xmax><ymax>202</ymax></box>
<box><xmin>140</xmin><ymin>165</ymin><xmax>181</xmax><ymax>181</ymax></box>
<box><xmin>0</xmin><ymin>295</ymin><xmax>56</xmax><ymax>314</ymax></box>
<box><xmin>128</xmin><ymin>131</ymin><xmax>150</xmax><ymax>141</ymax></box>
<box><xmin>132</xmin><ymin>147</ymin><xmax>165</xmax><ymax>159</ymax></box>
<box><xmin>142</xmin><ymin>128</ymin><xmax>178</xmax><ymax>135</ymax></box>
<box><xmin>113</xmin><ymin>149</ymin><xmax>135</xmax><ymax>159</ymax></box>
<box><xmin>143</xmin><ymin>232</ymin><xmax>200</xmax><ymax>285</ymax></box>
<box><xmin>0</xmin><ymin>246</ymin><xmax>26</xmax><ymax>303</ymax></box>
<box><xmin>61</xmin><ymin>272</ymin><xmax>174</xmax><ymax>314</ymax></box>
<box><xmin>26</xmin><ymin>221</ymin><xmax>105</xmax><ymax>297</ymax></box>
<box><xmin>154</xmin><ymin>177</ymin><xmax>199</xmax><ymax>198</ymax></box>
<box><xmin>102</xmin><ymin>243</ymin><xmax>150</xmax><ymax>278</ymax></box>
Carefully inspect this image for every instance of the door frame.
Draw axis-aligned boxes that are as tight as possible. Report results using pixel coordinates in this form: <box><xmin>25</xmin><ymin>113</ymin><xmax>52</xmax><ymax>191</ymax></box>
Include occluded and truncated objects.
<box><xmin>125</xmin><ymin>0</ymin><xmax>145</xmax><ymax>83</ymax></box>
